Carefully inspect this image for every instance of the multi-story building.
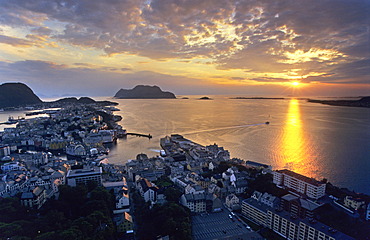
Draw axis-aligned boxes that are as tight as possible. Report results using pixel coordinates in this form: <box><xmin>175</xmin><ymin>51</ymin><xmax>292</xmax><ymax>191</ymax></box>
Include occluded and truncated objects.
<box><xmin>281</xmin><ymin>194</ymin><xmax>321</xmax><ymax>219</ymax></box>
<box><xmin>180</xmin><ymin>192</ymin><xmax>221</xmax><ymax>213</ymax></box>
<box><xmin>242</xmin><ymin>198</ymin><xmax>269</xmax><ymax>227</ymax></box>
<box><xmin>344</xmin><ymin>196</ymin><xmax>365</xmax><ymax>210</ymax></box>
<box><xmin>20</xmin><ymin>186</ymin><xmax>47</xmax><ymax>209</ymax></box>
<box><xmin>267</xmin><ymin>210</ymin><xmax>354</xmax><ymax>240</ymax></box>
<box><xmin>242</xmin><ymin>198</ymin><xmax>355</xmax><ymax>240</ymax></box>
<box><xmin>66</xmin><ymin>166</ymin><xmax>102</xmax><ymax>187</ymax></box>
<box><xmin>136</xmin><ymin>177</ymin><xmax>159</xmax><ymax>203</ymax></box>
<box><xmin>273</xmin><ymin>169</ymin><xmax>326</xmax><ymax>199</ymax></box>
<box><xmin>0</xmin><ymin>145</ymin><xmax>10</xmax><ymax>157</ymax></box>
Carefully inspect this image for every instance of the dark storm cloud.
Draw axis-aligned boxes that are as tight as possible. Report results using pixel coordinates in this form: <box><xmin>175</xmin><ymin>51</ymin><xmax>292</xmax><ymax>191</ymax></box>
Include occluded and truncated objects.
<box><xmin>1</xmin><ymin>0</ymin><xmax>369</xmax><ymax>84</ymax></box>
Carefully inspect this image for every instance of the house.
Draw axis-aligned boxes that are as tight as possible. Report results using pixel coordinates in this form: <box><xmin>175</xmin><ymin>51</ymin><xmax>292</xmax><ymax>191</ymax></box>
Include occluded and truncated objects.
<box><xmin>225</xmin><ymin>194</ymin><xmax>240</xmax><ymax>210</ymax></box>
<box><xmin>185</xmin><ymin>183</ymin><xmax>205</xmax><ymax>194</ymax></box>
<box><xmin>136</xmin><ymin>178</ymin><xmax>159</xmax><ymax>203</ymax></box>
<box><xmin>260</xmin><ymin>192</ymin><xmax>279</xmax><ymax>208</ymax></box>
<box><xmin>20</xmin><ymin>186</ymin><xmax>47</xmax><ymax>209</ymax></box>
<box><xmin>115</xmin><ymin>212</ymin><xmax>134</xmax><ymax>234</ymax></box>
<box><xmin>116</xmin><ymin>193</ymin><xmax>130</xmax><ymax>210</ymax></box>
<box><xmin>180</xmin><ymin>193</ymin><xmax>221</xmax><ymax>213</ymax></box>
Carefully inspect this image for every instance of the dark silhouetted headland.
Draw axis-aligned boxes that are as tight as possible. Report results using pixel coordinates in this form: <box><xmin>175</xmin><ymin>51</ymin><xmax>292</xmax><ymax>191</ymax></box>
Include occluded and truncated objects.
<box><xmin>114</xmin><ymin>85</ymin><xmax>176</xmax><ymax>99</ymax></box>
<box><xmin>0</xmin><ymin>82</ymin><xmax>42</xmax><ymax>108</ymax></box>
<box><xmin>308</xmin><ymin>97</ymin><xmax>370</xmax><ymax>108</ymax></box>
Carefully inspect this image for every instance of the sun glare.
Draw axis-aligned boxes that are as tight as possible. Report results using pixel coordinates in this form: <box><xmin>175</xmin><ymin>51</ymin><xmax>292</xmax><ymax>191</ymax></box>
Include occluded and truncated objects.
<box><xmin>291</xmin><ymin>81</ymin><xmax>300</xmax><ymax>87</ymax></box>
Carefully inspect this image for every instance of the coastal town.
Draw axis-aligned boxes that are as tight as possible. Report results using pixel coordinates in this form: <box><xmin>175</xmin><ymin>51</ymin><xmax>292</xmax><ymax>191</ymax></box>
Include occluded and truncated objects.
<box><xmin>0</xmin><ymin>103</ymin><xmax>369</xmax><ymax>240</ymax></box>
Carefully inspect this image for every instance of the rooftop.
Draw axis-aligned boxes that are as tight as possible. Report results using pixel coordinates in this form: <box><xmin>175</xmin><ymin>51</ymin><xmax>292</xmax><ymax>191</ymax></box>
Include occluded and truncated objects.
<box><xmin>66</xmin><ymin>167</ymin><xmax>102</xmax><ymax>178</ymax></box>
<box><xmin>277</xmin><ymin>169</ymin><xmax>324</xmax><ymax>186</ymax></box>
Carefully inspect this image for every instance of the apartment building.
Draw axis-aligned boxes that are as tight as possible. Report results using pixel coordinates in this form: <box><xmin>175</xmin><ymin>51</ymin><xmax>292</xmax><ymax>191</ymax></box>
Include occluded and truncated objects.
<box><xmin>273</xmin><ymin>169</ymin><xmax>326</xmax><ymax>199</ymax></box>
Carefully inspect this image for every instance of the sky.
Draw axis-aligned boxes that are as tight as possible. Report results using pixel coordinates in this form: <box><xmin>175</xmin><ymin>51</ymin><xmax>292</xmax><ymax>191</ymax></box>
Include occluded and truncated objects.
<box><xmin>0</xmin><ymin>0</ymin><xmax>369</xmax><ymax>98</ymax></box>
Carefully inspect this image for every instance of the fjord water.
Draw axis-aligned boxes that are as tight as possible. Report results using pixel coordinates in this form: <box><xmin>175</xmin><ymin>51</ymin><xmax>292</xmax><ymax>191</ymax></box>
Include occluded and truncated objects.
<box><xmin>1</xmin><ymin>97</ymin><xmax>368</xmax><ymax>194</ymax></box>
<box><xmin>108</xmin><ymin>96</ymin><xmax>370</xmax><ymax>194</ymax></box>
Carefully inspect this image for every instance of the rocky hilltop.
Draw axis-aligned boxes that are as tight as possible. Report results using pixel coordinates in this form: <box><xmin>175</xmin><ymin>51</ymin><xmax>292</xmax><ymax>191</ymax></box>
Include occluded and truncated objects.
<box><xmin>308</xmin><ymin>97</ymin><xmax>370</xmax><ymax>108</ymax></box>
<box><xmin>0</xmin><ymin>82</ymin><xmax>42</xmax><ymax>108</ymax></box>
<box><xmin>114</xmin><ymin>85</ymin><xmax>176</xmax><ymax>99</ymax></box>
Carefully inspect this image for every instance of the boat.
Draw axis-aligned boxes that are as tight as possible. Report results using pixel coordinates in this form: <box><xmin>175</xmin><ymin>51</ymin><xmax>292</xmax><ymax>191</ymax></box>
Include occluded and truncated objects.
<box><xmin>5</xmin><ymin>116</ymin><xmax>18</xmax><ymax>124</ymax></box>
<box><xmin>160</xmin><ymin>150</ymin><xmax>167</xmax><ymax>157</ymax></box>
<box><xmin>265</xmin><ymin>121</ymin><xmax>270</xmax><ymax>125</ymax></box>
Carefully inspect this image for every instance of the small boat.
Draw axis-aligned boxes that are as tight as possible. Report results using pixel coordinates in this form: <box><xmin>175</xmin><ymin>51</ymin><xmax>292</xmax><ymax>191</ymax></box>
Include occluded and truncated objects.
<box><xmin>265</xmin><ymin>121</ymin><xmax>270</xmax><ymax>125</ymax></box>
<box><xmin>5</xmin><ymin>116</ymin><xmax>18</xmax><ymax>124</ymax></box>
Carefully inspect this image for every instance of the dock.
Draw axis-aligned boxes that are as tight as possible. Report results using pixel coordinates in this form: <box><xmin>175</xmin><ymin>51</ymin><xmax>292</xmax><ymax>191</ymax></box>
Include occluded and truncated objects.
<box><xmin>126</xmin><ymin>133</ymin><xmax>152</xmax><ymax>139</ymax></box>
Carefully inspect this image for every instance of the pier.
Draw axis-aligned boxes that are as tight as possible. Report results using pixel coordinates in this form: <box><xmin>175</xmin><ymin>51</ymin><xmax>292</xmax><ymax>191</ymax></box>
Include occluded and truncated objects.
<box><xmin>126</xmin><ymin>132</ymin><xmax>152</xmax><ymax>139</ymax></box>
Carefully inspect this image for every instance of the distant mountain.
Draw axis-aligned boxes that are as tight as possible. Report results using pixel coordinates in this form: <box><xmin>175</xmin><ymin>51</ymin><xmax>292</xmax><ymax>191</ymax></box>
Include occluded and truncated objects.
<box><xmin>114</xmin><ymin>85</ymin><xmax>176</xmax><ymax>99</ymax></box>
<box><xmin>0</xmin><ymin>82</ymin><xmax>42</xmax><ymax>108</ymax></box>
<box><xmin>308</xmin><ymin>96</ymin><xmax>370</xmax><ymax>108</ymax></box>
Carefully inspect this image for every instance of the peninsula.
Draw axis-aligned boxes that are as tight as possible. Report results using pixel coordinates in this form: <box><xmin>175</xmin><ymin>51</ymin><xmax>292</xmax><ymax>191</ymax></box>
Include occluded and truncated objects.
<box><xmin>114</xmin><ymin>85</ymin><xmax>176</xmax><ymax>99</ymax></box>
<box><xmin>308</xmin><ymin>96</ymin><xmax>370</xmax><ymax>108</ymax></box>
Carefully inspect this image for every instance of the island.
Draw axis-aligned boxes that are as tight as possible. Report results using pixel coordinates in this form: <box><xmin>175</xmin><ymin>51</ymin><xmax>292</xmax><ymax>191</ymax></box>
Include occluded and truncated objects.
<box><xmin>47</xmin><ymin>97</ymin><xmax>118</xmax><ymax>106</ymax></box>
<box><xmin>199</xmin><ymin>96</ymin><xmax>212</xmax><ymax>100</ymax></box>
<box><xmin>307</xmin><ymin>96</ymin><xmax>370</xmax><ymax>108</ymax></box>
<box><xmin>114</xmin><ymin>85</ymin><xmax>176</xmax><ymax>99</ymax></box>
<box><xmin>0</xmin><ymin>82</ymin><xmax>43</xmax><ymax>108</ymax></box>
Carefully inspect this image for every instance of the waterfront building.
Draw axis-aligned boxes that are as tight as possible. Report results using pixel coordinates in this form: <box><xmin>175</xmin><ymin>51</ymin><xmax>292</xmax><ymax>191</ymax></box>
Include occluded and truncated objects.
<box><xmin>273</xmin><ymin>169</ymin><xmax>326</xmax><ymax>199</ymax></box>
<box><xmin>245</xmin><ymin>160</ymin><xmax>272</xmax><ymax>172</ymax></box>
<box><xmin>343</xmin><ymin>196</ymin><xmax>365</xmax><ymax>210</ymax></box>
<box><xmin>66</xmin><ymin>166</ymin><xmax>102</xmax><ymax>187</ymax></box>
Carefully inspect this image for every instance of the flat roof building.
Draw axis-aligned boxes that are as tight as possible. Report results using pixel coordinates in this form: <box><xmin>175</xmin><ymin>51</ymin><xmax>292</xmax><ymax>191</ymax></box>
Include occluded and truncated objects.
<box><xmin>273</xmin><ymin>169</ymin><xmax>326</xmax><ymax>200</ymax></box>
<box><xmin>66</xmin><ymin>166</ymin><xmax>102</xmax><ymax>187</ymax></box>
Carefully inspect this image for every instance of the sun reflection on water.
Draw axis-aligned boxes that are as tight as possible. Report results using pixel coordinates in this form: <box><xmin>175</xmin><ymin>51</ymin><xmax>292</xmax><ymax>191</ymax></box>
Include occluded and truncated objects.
<box><xmin>280</xmin><ymin>99</ymin><xmax>315</xmax><ymax>177</ymax></box>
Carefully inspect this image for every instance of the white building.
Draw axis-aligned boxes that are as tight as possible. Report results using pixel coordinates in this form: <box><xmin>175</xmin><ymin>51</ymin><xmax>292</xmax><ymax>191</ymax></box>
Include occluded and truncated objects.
<box><xmin>242</xmin><ymin>198</ymin><xmax>355</xmax><ymax>240</ymax></box>
<box><xmin>273</xmin><ymin>169</ymin><xmax>326</xmax><ymax>199</ymax></box>
<box><xmin>66</xmin><ymin>167</ymin><xmax>102</xmax><ymax>187</ymax></box>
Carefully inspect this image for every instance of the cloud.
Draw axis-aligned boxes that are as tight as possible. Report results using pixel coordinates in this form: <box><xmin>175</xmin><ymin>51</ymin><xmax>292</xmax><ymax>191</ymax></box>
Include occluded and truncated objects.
<box><xmin>0</xmin><ymin>35</ymin><xmax>34</xmax><ymax>47</ymax></box>
<box><xmin>0</xmin><ymin>0</ymin><xmax>369</xmax><ymax>87</ymax></box>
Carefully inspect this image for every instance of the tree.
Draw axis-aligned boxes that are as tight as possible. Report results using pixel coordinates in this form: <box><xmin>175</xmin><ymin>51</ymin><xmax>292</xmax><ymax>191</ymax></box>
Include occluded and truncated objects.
<box><xmin>164</xmin><ymin>187</ymin><xmax>182</xmax><ymax>202</ymax></box>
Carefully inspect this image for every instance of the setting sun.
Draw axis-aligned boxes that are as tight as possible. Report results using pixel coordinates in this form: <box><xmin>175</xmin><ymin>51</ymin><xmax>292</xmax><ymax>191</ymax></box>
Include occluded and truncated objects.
<box><xmin>291</xmin><ymin>81</ymin><xmax>301</xmax><ymax>87</ymax></box>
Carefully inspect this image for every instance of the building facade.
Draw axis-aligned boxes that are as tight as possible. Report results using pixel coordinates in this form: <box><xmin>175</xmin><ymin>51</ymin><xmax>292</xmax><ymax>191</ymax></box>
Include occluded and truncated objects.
<box><xmin>66</xmin><ymin>167</ymin><xmax>102</xmax><ymax>187</ymax></box>
<box><xmin>273</xmin><ymin>169</ymin><xmax>326</xmax><ymax>199</ymax></box>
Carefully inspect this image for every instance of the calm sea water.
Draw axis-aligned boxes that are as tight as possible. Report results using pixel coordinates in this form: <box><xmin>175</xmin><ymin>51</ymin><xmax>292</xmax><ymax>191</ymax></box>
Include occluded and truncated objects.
<box><xmin>1</xmin><ymin>96</ymin><xmax>369</xmax><ymax>194</ymax></box>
